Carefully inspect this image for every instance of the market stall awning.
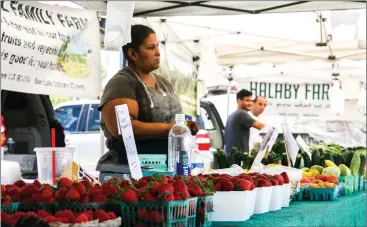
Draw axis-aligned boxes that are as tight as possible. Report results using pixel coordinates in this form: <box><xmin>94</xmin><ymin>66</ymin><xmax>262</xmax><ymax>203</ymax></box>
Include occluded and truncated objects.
<box><xmin>70</xmin><ymin>1</ymin><xmax>366</xmax><ymax>17</ymax></box>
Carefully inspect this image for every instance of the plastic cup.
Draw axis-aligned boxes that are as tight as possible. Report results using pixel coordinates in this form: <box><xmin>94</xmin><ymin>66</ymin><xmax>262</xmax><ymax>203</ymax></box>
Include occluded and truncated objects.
<box><xmin>34</xmin><ymin>147</ymin><xmax>74</xmax><ymax>185</ymax></box>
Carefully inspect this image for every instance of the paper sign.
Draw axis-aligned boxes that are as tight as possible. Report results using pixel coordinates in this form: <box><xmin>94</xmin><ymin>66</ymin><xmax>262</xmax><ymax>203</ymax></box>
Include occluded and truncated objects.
<box><xmin>282</xmin><ymin>124</ymin><xmax>300</xmax><ymax>166</ymax></box>
<box><xmin>115</xmin><ymin>104</ymin><xmax>143</xmax><ymax>179</ymax></box>
<box><xmin>251</xmin><ymin>127</ymin><xmax>279</xmax><ymax>170</ymax></box>
<box><xmin>296</xmin><ymin>136</ymin><xmax>312</xmax><ymax>159</ymax></box>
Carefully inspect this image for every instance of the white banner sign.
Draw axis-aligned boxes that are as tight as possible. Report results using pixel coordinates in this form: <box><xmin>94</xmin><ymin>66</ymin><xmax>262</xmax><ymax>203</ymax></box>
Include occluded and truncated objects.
<box><xmin>1</xmin><ymin>1</ymin><xmax>101</xmax><ymax>98</ymax></box>
<box><xmin>242</xmin><ymin>82</ymin><xmax>358</xmax><ymax>120</ymax></box>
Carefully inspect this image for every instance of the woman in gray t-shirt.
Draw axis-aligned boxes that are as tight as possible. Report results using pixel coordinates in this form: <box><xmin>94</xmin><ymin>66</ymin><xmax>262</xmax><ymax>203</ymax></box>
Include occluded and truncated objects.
<box><xmin>97</xmin><ymin>25</ymin><xmax>198</xmax><ymax>170</ymax></box>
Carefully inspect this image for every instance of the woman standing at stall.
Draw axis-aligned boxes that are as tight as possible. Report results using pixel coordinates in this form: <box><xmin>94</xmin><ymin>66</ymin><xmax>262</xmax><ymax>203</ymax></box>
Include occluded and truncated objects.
<box><xmin>96</xmin><ymin>25</ymin><xmax>198</xmax><ymax>169</ymax></box>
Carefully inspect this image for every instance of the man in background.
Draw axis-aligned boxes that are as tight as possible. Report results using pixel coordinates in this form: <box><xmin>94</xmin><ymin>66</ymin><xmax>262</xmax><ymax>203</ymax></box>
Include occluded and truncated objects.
<box><xmin>248</xmin><ymin>96</ymin><xmax>268</xmax><ymax>151</ymax></box>
<box><xmin>224</xmin><ymin>89</ymin><xmax>265</xmax><ymax>156</ymax></box>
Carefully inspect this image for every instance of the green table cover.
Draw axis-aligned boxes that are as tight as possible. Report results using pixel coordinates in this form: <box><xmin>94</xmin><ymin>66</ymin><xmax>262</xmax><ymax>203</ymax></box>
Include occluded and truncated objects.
<box><xmin>212</xmin><ymin>192</ymin><xmax>366</xmax><ymax>227</ymax></box>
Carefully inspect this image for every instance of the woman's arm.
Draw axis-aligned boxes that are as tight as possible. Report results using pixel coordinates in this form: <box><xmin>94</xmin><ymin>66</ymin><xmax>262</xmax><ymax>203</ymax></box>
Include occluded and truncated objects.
<box><xmin>102</xmin><ymin>98</ymin><xmax>174</xmax><ymax>140</ymax></box>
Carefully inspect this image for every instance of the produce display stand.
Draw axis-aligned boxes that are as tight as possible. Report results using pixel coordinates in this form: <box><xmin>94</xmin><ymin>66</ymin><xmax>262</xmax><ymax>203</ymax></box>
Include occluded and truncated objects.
<box><xmin>211</xmin><ymin>192</ymin><xmax>366</xmax><ymax>227</ymax></box>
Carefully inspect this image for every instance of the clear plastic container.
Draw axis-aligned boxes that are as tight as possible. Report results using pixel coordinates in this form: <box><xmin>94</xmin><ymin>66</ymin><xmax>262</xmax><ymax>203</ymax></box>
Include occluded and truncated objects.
<box><xmin>34</xmin><ymin>147</ymin><xmax>74</xmax><ymax>185</ymax></box>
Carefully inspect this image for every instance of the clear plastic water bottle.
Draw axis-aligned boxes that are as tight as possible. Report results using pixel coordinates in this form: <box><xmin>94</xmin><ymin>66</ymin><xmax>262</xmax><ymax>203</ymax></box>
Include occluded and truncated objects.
<box><xmin>168</xmin><ymin>114</ymin><xmax>191</xmax><ymax>176</ymax></box>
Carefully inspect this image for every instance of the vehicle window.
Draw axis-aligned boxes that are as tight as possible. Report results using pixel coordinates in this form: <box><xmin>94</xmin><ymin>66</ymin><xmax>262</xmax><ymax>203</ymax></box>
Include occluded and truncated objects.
<box><xmin>200</xmin><ymin>107</ymin><xmax>214</xmax><ymax>130</ymax></box>
<box><xmin>55</xmin><ymin>105</ymin><xmax>82</xmax><ymax>132</ymax></box>
<box><xmin>87</xmin><ymin>104</ymin><xmax>100</xmax><ymax>132</ymax></box>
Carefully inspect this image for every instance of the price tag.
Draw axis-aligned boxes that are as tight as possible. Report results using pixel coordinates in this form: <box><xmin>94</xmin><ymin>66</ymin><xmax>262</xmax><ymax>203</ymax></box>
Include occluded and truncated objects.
<box><xmin>251</xmin><ymin>127</ymin><xmax>279</xmax><ymax>170</ymax></box>
<box><xmin>282</xmin><ymin>124</ymin><xmax>300</xmax><ymax>166</ymax></box>
<box><xmin>115</xmin><ymin>104</ymin><xmax>143</xmax><ymax>179</ymax></box>
<box><xmin>296</xmin><ymin>136</ymin><xmax>312</xmax><ymax>159</ymax></box>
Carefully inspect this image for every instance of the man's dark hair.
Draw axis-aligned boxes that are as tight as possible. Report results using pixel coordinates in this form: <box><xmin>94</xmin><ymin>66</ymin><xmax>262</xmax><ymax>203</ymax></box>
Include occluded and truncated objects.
<box><xmin>122</xmin><ymin>24</ymin><xmax>156</xmax><ymax>63</ymax></box>
<box><xmin>236</xmin><ymin>89</ymin><xmax>252</xmax><ymax>101</ymax></box>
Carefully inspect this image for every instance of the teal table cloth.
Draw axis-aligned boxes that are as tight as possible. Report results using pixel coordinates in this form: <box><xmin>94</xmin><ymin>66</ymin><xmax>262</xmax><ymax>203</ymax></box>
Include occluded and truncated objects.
<box><xmin>212</xmin><ymin>192</ymin><xmax>366</xmax><ymax>227</ymax></box>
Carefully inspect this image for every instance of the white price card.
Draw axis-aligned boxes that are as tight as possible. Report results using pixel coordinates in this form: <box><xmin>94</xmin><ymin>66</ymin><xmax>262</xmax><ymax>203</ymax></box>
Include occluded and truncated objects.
<box><xmin>296</xmin><ymin>136</ymin><xmax>312</xmax><ymax>159</ymax></box>
<box><xmin>251</xmin><ymin>127</ymin><xmax>279</xmax><ymax>170</ymax></box>
<box><xmin>115</xmin><ymin>104</ymin><xmax>143</xmax><ymax>179</ymax></box>
<box><xmin>282</xmin><ymin>124</ymin><xmax>300</xmax><ymax>166</ymax></box>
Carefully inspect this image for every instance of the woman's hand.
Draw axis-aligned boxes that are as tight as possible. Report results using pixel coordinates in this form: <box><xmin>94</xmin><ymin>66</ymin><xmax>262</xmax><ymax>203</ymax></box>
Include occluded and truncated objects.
<box><xmin>186</xmin><ymin>120</ymin><xmax>199</xmax><ymax>136</ymax></box>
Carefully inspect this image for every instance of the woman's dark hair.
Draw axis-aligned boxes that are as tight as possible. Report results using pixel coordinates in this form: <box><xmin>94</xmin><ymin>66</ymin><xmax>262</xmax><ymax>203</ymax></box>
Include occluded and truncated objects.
<box><xmin>122</xmin><ymin>25</ymin><xmax>156</xmax><ymax>63</ymax></box>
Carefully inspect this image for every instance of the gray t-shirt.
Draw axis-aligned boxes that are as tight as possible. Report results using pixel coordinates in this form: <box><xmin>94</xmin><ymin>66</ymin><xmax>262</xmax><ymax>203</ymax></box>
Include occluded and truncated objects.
<box><xmin>224</xmin><ymin>109</ymin><xmax>256</xmax><ymax>155</ymax></box>
<box><xmin>96</xmin><ymin>67</ymin><xmax>182</xmax><ymax>168</ymax></box>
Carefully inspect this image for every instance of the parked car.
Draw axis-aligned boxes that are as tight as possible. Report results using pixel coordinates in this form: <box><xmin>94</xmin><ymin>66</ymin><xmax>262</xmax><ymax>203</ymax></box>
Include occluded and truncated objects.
<box><xmin>54</xmin><ymin>99</ymin><xmax>225</xmax><ymax>176</ymax></box>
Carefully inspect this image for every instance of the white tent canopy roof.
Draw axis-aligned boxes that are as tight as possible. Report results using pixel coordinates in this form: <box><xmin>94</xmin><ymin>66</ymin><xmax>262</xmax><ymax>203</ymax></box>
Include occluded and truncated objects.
<box><xmin>69</xmin><ymin>1</ymin><xmax>366</xmax><ymax>17</ymax></box>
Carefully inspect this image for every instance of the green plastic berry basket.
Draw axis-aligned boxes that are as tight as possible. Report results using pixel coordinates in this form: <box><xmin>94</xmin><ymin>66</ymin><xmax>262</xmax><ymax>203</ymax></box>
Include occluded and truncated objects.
<box><xmin>307</xmin><ymin>187</ymin><xmax>338</xmax><ymax>201</ymax></box>
<box><xmin>189</xmin><ymin>196</ymin><xmax>214</xmax><ymax>227</ymax></box>
<box><xmin>139</xmin><ymin>154</ymin><xmax>167</xmax><ymax>171</ymax></box>
<box><xmin>338</xmin><ymin>175</ymin><xmax>355</xmax><ymax>195</ymax></box>
<box><xmin>17</xmin><ymin>203</ymin><xmax>55</xmax><ymax>213</ymax></box>
<box><xmin>294</xmin><ymin>188</ymin><xmax>307</xmax><ymax>201</ymax></box>
<box><xmin>119</xmin><ymin>197</ymin><xmax>198</xmax><ymax>227</ymax></box>
<box><xmin>1</xmin><ymin>203</ymin><xmax>19</xmax><ymax>214</ymax></box>
<box><xmin>356</xmin><ymin>174</ymin><xmax>364</xmax><ymax>192</ymax></box>
<box><xmin>353</xmin><ymin>174</ymin><xmax>360</xmax><ymax>193</ymax></box>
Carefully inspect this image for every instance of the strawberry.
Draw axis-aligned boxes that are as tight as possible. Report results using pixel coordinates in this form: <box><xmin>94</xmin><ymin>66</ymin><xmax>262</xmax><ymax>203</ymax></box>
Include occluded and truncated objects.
<box><xmin>141</xmin><ymin>176</ymin><xmax>152</xmax><ymax>182</ymax></box>
<box><xmin>37</xmin><ymin>210</ymin><xmax>51</xmax><ymax>218</ymax></box>
<box><xmin>65</xmin><ymin>188</ymin><xmax>81</xmax><ymax>202</ymax></box>
<box><xmin>7</xmin><ymin>186</ymin><xmax>20</xmax><ymax>196</ymax></box>
<box><xmin>120</xmin><ymin>180</ymin><xmax>132</xmax><ymax>188</ymax></box>
<box><xmin>91</xmin><ymin>194</ymin><xmax>107</xmax><ymax>203</ymax></box>
<box><xmin>274</xmin><ymin>175</ymin><xmax>284</xmax><ymax>185</ymax></box>
<box><xmin>256</xmin><ymin>178</ymin><xmax>271</xmax><ymax>187</ymax></box>
<box><xmin>73</xmin><ymin>182</ymin><xmax>86</xmax><ymax>196</ymax></box>
<box><xmin>173</xmin><ymin>179</ymin><xmax>190</xmax><ymax>198</ymax></box>
<box><xmin>149</xmin><ymin>181</ymin><xmax>160</xmax><ymax>196</ymax></box>
<box><xmin>237</xmin><ymin>174</ymin><xmax>254</xmax><ymax>183</ymax></box>
<box><xmin>108</xmin><ymin>212</ymin><xmax>116</xmax><ymax>219</ymax></box>
<box><xmin>1</xmin><ymin>185</ymin><xmax>6</xmax><ymax>194</ymax></box>
<box><xmin>85</xmin><ymin>211</ymin><xmax>94</xmax><ymax>221</ymax></box>
<box><xmin>188</xmin><ymin>184</ymin><xmax>203</xmax><ymax>196</ymax></box>
<box><xmin>150</xmin><ymin>210</ymin><xmax>163</xmax><ymax>224</ymax></box>
<box><xmin>137</xmin><ymin>208</ymin><xmax>149</xmax><ymax>221</ymax></box>
<box><xmin>13</xmin><ymin>180</ymin><xmax>26</xmax><ymax>188</ymax></box>
<box><xmin>5</xmin><ymin>184</ymin><xmax>16</xmax><ymax>192</ymax></box>
<box><xmin>235</xmin><ymin>179</ymin><xmax>252</xmax><ymax>191</ymax></box>
<box><xmin>1</xmin><ymin>196</ymin><xmax>11</xmax><ymax>204</ymax></box>
<box><xmin>214</xmin><ymin>183</ymin><xmax>222</xmax><ymax>191</ymax></box>
<box><xmin>55</xmin><ymin>187</ymin><xmax>68</xmax><ymax>202</ymax></box>
<box><xmin>11</xmin><ymin>194</ymin><xmax>20</xmax><ymax>202</ymax></box>
<box><xmin>121</xmin><ymin>189</ymin><xmax>139</xmax><ymax>202</ymax></box>
<box><xmin>24</xmin><ymin>212</ymin><xmax>37</xmax><ymax>217</ymax></box>
<box><xmin>280</xmin><ymin>172</ymin><xmax>290</xmax><ymax>184</ymax></box>
<box><xmin>88</xmin><ymin>185</ymin><xmax>104</xmax><ymax>196</ymax></box>
<box><xmin>139</xmin><ymin>191</ymin><xmax>155</xmax><ymax>202</ymax></box>
<box><xmin>57</xmin><ymin>177</ymin><xmax>73</xmax><ymax>188</ymax></box>
<box><xmin>135</xmin><ymin>179</ymin><xmax>149</xmax><ymax>189</ymax></box>
<box><xmin>57</xmin><ymin>217</ymin><xmax>70</xmax><ymax>223</ymax></box>
<box><xmin>162</xmin><ymin>193</ymin><xmax>175</xmax><ymax>201</ymax></box>
<box><xmin>75</xmin><ymin>214</ymin><xmax>89</xmax><ymax>223</ymax></box>
<box><xmin>55</xmin><ymin>210</ymin><xmax>75</xmax><ymax>223</ymax></box>
<box><xmin>96</xmin><ymin>209</ymin><xmax>110</xmax><ymax>223</ymax></box>
<box><xmin>174</xmin><ymin>193</ymin><xmax>185</xmax><ymax>200</ymax></box>
<box><xmin>106</xmin><ymin>177</ymin><xmax>121</xmax><ymax>186</ymax></box>
<box><xmin>19</xmin><ymin>184</ymin><xmax>39</xmax><ymax>198</ymax></box>
<box><xmin>43</xmin><ymin>215</ymin><xmax>57</xmax><ymax>223</ymax></box>
<box><xmin>102</xmin><ymin>183</ymin><xmax>118</xmax><ymax>197</ymax></box>
<box><xmin>152</xmin><ymin>174</ymin><xmax>169</xmax><ymax>184</ymax></box>
<box><xmin>33</xmin><ymin>180</ymin><xmax>42</xmax><ymax>189</ymax></box>
<box><xmin>220</xmin><ymin>179</ymin><xmax>234</xmax><ymax>191</ymax></box>
<box><xmin>41</xmin><ymin>190</ymin><xmax>53</xmax><ymax>202</ymax></box>
<box><xmin>230</xmin><ymin>177</ymin><xmax>239</xmax><ymax>185</ymax></box>
<box><xmin>156</xmin><ymin>184</ymin><xmax>174</xmax><ymax>195</ymax></box>
<box><xmin>32</xmin><ymin>192</ymin><xmax>42</xmax><ymax>202</ymax></box>
<box><xmin>270</xmin><ymin>178</ymin><xmax>279</xmax><ymax>186</ymax></box>
<box><xmin>81</xmin><ymin>195</ymin><xmax>90</xmax><ymax>203</ymax></box>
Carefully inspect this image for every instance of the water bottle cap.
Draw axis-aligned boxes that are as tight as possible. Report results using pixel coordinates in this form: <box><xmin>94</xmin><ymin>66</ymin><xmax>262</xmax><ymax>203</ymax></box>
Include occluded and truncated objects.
<box><xmin>175</xmin><ymin>114</ymin><xmax>185</xmax><ymax>122</ymax></box>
